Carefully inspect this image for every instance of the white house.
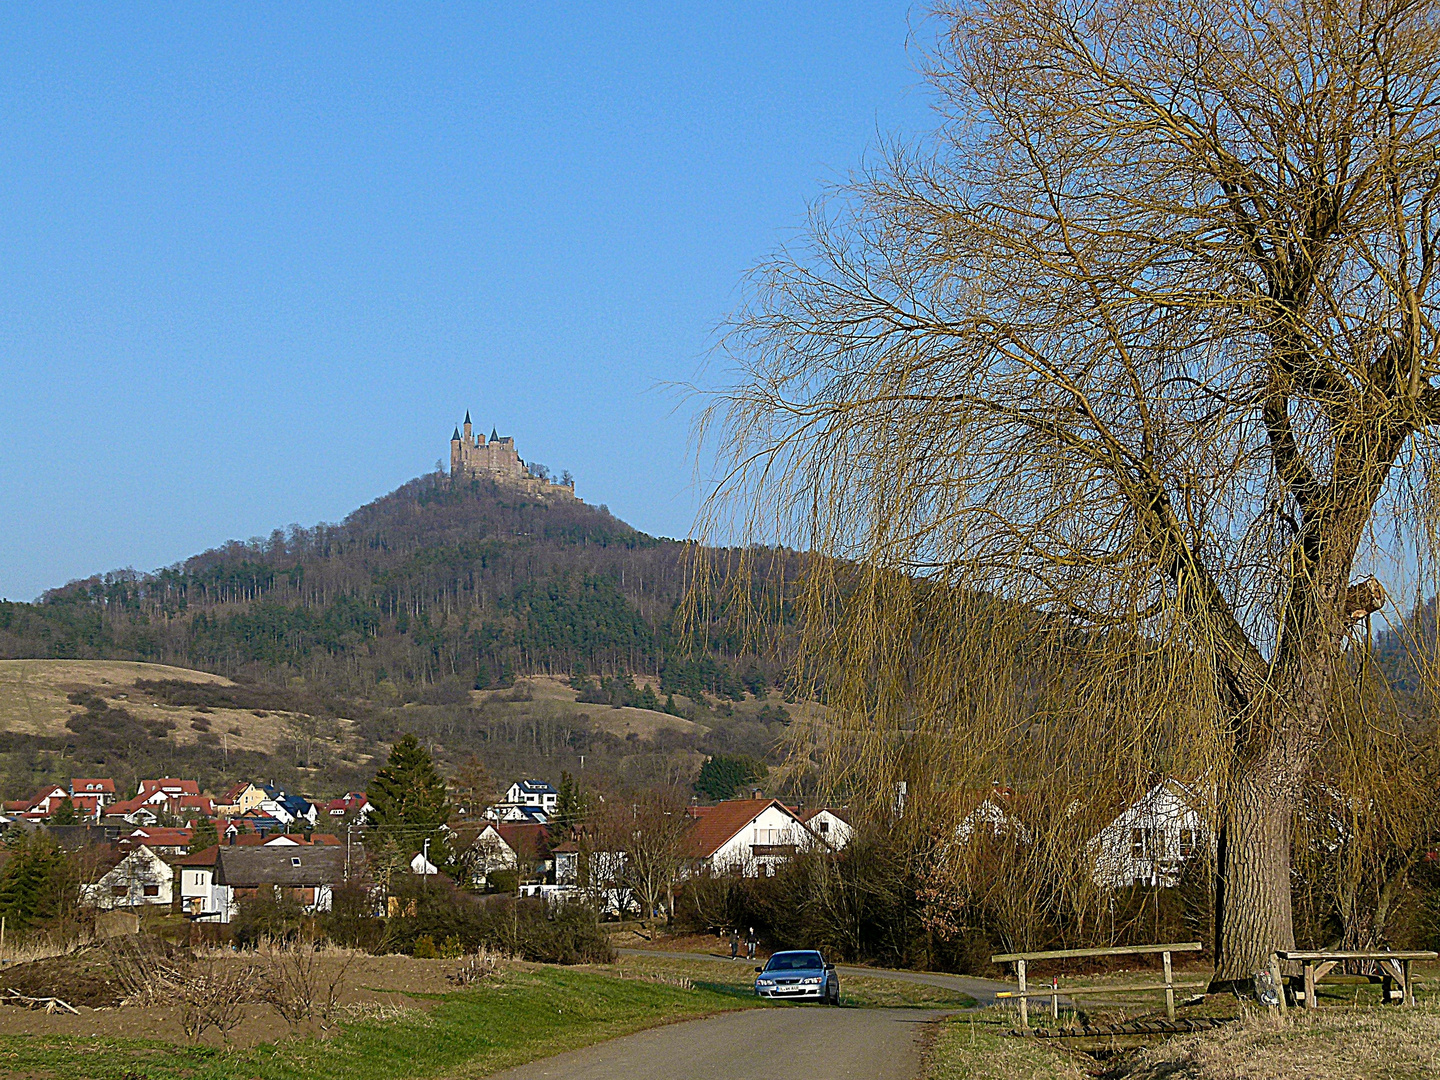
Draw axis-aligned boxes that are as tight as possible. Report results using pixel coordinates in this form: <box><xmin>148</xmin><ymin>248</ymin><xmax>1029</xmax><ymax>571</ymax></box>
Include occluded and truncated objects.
<box><xmin>797</xmin><ymin>808</ymin><xmax>853</xmax><ymax>850</ymax></box>
<box><xmin>954</xmin><ymin>790</ymin><xmax>1033</xmax><ymax>847</ymax></box>
<box><xmin>687</xmin><ymin>798</ymin><xmax>813</xmax><ymax>877</ymax></box>
<box><xmin>81</xmin><ymin>845</ymin><xmax>175</xmax><ymax>910</ymax></box>
<box><xmin>1089</xmin><ymin>780</ymin><xmax>1207</xmax><ymax>888</ymax></box>
<box><xmin>465</xmin><ymin>824</ymin><xmax>519</xmax><ymax>888</ymax></box>
<box><xmin>503</xmin><ymin>779</ymin><xmax>559</xmax><ymax>814</ymax></box>
<box><xmin>174</xmin><ymin>847</ymin><xmax>233</xmax><ymax>922</ymax></box>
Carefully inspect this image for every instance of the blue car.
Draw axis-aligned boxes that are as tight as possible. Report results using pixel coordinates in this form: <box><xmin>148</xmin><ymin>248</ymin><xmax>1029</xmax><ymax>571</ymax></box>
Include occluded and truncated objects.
<box><xmin>754</xmin><ymin>949</ymin><xmax>840</xmax><ymax>1004</ymax></box>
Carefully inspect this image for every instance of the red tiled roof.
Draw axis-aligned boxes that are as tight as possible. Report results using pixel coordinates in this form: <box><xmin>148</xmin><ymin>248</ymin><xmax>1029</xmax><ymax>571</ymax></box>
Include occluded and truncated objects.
<box><xmin>121</xmin><ymin>827</ymin><xmax>193</xmax><ymax>848</ymax></box>
<box><xmin>71</xmin><ymin>779</ymin><xmax>116</xmax><ymax>794</ymax></box>
<box><xmin>172</xmin><ymin>844</ymin><xmax>220</xmax><ymax>867</ymax></box>
<box><xmin>686</xmin><ymin>799</ymin><xmax>799</xmax><ymax>858</ymax></box>
<box><xmin>139</xmin><ymin>779</ymin><xmax>201</xmax><ymax>796</ymax></box>
<box><xmin>105</xmin><ymin>794</ymin><xmax>153</xmax><ymax>816</ymax></box>
<box><xmin>495</xmin><ymin>822</ymin><xmax>548</xmax><ymax>859</ymax></box>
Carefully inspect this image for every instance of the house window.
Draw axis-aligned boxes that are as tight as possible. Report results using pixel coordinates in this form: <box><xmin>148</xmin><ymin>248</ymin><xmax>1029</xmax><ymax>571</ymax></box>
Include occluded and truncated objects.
<box><xmin>143</xmin><ymin>884</ymin><xmax>159</xmax><ymax>897</ymax></box>
<box><xmin>111</xmin><ymin>885</ymin><xmax>129</xmax><ymax>897</ymax></box>
<box><xmin>1131</xmin><ymin>828</ymin><xmax>1158</xmax><ymax>859</ymax></box>
<box><xmin>817</xmin><ymin>821</ymin><xmax>830</xmax><ymax>835</ymax></box>
<box><xmin>291</xmin><ymin>857</ymin><xmax>302</xmax><ymax>867</ymax></box>
<box><xmin>1178</xmin><ymin>829</ymin><xmax>1196</xmax><ymax>857</ymax></box>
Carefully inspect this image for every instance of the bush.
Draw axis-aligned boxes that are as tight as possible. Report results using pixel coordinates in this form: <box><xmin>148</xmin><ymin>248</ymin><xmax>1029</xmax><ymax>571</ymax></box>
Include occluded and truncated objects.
<box><xmin>233</xmin><ymin>887</ymin><xmax>304</xmax><ymax>947</ymax></box>
<box><xmin>379</xmin><ymin>878</ymin><xmax>613</xmax><ymax>962</ymax></box>
<box><xmin>322</xmin><ymin>881</ymin><xmax>385</xmax><ymax>952</ymax></box>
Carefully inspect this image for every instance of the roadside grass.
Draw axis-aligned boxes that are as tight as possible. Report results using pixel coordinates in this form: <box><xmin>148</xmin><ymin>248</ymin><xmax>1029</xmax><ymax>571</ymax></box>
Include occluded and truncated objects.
<box><xmin>614</xmin><ymin>953</ymin><xmax>977</xmax><ymax>1008</ymax></box>
<box><xmin>924</xmin><ymin>1009</ymin><xmax>1087</xmax><ymax>1080</ymax></box>
<box><xmin>1112</xmin><ymin>1001</ymin><xmax>1440</xmax><ymax>1079</ymax></box>
<box><xmin>926</xmin><ymin>998</ymin><xmax>1440</xmax><ymax>1080</ymax></box>
<box><xmin>0</xmin><ymin>966</ymin><xmax>746</xmax><ymax>1080</ymax></box>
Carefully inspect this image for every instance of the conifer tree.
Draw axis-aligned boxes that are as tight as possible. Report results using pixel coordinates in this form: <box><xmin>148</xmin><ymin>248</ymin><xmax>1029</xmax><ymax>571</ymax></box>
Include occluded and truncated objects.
<box><xmin>189</xmin><ymin>816</ymin><xmax>219</xmax><ymax>852</ymax></box>
<box><xmin>47</xmin><ymin>798</ymin><xmax>78</xmax><ymax>826</ymax></box>
<box><xmin>367</xmin><ymin>734</ymin><xmax>452</xmax><ymax>860</ymax></box>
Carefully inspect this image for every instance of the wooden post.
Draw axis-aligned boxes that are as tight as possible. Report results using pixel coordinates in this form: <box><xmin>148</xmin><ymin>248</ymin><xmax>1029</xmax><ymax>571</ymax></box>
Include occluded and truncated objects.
<box><xmin>1163</xmin><ymin>949</ymin><xmax>1175</xmax><ymax>1020</ymax></box>
<box><xmin>1</xmin><ymin>914</ymin><xmax>5</xmax><ymax>963</ymax></box>
<box><xmin>1405</xmin><ymin>959</ymin><xmax>1414</xmax><ymax>1007</ymax></box>
<box><xmin>1303</xmin><ymin>962</ymin><xmax>1316</xmax><ymax>1009</ymax></box>
<box><xmin>1051</xmin><ymin>976</ymin><xmax>1059</xmax><ymax>1021</ymax></box>
<box><xmin>1017</xmin><ymin>958</ymin><xmax>1029</xmax><ymax>1029</ymax></box>
<box><xmin>1269</xmin><ymin>954</ymin><xmax>1287</xmax><ymax>1014</ymax></box>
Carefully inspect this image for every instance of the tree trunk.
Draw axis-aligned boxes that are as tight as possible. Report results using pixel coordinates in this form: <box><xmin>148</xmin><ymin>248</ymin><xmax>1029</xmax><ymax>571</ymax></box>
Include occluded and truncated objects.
<box><xmin>1214</xmin><ymin>765</ymin><xmax>1297</xmax><ymax>983</ymax></box>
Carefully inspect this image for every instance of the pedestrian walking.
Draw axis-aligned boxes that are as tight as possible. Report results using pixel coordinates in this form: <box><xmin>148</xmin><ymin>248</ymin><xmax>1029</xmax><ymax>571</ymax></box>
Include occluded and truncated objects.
<box><xmin>730</xmin><ymin>930</ymin><xmax>739</xmax><ymax>960</ymax></box>
<box><xmin>746</xmin><ymin>927</ymin><xmax>757</xmax><ymax>961</ymax></box>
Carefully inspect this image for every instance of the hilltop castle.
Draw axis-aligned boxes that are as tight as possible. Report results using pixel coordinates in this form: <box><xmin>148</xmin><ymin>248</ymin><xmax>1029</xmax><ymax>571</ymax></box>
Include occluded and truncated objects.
<box><xmin>449</xmin><ymin>412</ymin><xmax>577</xmax><ymax>500</ymax></box>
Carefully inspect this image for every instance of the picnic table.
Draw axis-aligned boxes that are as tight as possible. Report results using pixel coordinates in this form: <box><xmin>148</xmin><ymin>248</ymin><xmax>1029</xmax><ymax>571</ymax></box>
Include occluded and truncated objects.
<box><xmin>1271</xmin><ymin>950</ymin><xmax>1437</xmax><ymax>1010</ymax></box>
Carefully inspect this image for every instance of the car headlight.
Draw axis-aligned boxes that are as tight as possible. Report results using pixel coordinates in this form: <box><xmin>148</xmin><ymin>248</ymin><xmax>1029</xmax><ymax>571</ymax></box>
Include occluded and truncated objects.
<box><xmin>803</xmin><ymin>977</ymin><xmax>822</xmax><ymax>984</ymax></box>
<box><xmin>757</xmin><ymin>979</ymin><xmax>774</xmax><ymax>986</ymax></box>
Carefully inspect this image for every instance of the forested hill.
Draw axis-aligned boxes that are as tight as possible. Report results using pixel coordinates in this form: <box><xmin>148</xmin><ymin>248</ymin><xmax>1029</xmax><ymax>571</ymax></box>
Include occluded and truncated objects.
<box><xmin>0</xmin><ymin>473</ymin><xmax>783</xmax><ymax>700</ymax></box>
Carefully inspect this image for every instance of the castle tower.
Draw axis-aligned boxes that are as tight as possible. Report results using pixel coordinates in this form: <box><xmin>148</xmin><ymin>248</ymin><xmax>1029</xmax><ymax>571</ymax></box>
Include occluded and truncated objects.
<box><xmin>450</xmin><ymin>426</ymin><xmax>462</xmax><ymax>475</ymax></box>
<box><xmin>463</xmin><ymin>410</ymin><xmax>473</xmax><ymax>444</ymax></box>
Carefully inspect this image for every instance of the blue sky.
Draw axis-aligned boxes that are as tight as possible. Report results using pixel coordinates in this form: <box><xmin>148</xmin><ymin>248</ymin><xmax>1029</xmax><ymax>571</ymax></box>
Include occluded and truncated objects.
<box><xmin>0</xmin><ymin>3</ymin><xmax>933</xmax><ymax>601</ymax></box>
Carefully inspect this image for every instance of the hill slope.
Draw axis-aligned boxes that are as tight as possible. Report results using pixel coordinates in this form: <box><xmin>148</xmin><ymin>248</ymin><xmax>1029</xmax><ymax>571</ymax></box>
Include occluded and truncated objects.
<box><xmin>0</xmin><ymin>474</ymin><xmax>803</xmax><ymax>801</ymax></box>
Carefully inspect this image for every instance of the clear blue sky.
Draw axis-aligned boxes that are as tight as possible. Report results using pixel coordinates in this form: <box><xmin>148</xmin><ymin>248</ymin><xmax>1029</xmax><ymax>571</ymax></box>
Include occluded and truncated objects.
<box><xmin>0</xmin><ymin>3</ymin><xmax>933</xmax><ymax>602</ymax></box>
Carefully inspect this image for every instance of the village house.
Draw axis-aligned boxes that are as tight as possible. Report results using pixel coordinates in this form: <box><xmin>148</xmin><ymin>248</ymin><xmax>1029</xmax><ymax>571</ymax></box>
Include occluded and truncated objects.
<box><xmin>69</xmin><ymin>779</ymin><xmax>117</xmax><ymax>820</ymax></box>
<box><xmin>1089</xmin><ymin>779</ymin><xmax>1208</xmax><ymax>888</ymax></box>
<box><xmin>686</xmin><ymin>797</ymin><xmax>814</xmax><ymax>877</ymax></box>
<box><xmin>80</xmin><ymin>845</ymin><xmax>174</xmax><ymax>910</ymax></box>
<box><xmin>796</xmin><ymin>808</ymin><xmax>853</xmax><ymax>850</ymax></box>
<box><xmin>212</xmin><ymin>845</ymin><xmax>348</xmax><ymax>918</ymax></box>
<box><xmin>465</xmin><ymin>823</ymin><xmax>519</xmax><ymax>888</ymax></box>
<box><xmin>486</xmin><ymin>779</ymin><xmax>558</xmax><ymax>823</ymax></box>
<box><xmin>324</xmin><ymin>792</ymin><xmax>370</xmax><ymax>821</ymax></box>
<box><xmin>216</xmin><ymin>782</ymin><xmax>269</xmax><ymax>817</ymax></box>
<box><xmin>119</xmin><ymin>827</ymin><xmax>193</xmax><ymax>855</ymax></box>
<box><xmin>4</xmin><ymin>785</ymin><xmax>72</xmax><ymax>821</ymax></box>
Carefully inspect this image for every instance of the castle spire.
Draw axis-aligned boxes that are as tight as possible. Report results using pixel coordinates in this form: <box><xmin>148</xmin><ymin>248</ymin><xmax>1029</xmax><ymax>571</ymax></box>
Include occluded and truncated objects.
<box><xmin>464</xmin><ymin>410</ymin><xmax>471</xmax><ymax>424</ymax></box>
<box><xmin>491</xmin><ymin>427</ymin><xmax>499</xmax><ymax>442</ymax></box>
<box><xmin>451</xmin><ymin>427</ymin><xmax>461</xmax><ymax>441</ymax></box>
<box><xmin>463</xmin><ymin>411</ymin><xmax>473</xmax><ymax>443</ymax></box>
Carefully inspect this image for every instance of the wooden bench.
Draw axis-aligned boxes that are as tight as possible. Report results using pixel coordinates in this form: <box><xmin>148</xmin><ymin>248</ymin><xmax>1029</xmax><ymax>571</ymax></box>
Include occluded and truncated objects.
<box><xmin>1271</xmin><ymin>950</ymin><xmax>1437</xmax><ymax>1010</ymax></box>
<box><xmin>991</xmin><ymin>942</ymin><xmax>1205</xmax><ymax>1028</ymax></box>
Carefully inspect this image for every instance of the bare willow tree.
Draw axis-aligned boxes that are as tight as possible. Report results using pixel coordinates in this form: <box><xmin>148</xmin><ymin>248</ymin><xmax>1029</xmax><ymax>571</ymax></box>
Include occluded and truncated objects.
<box><xmin>699</xmin><ymin>0</ymin><xmax>1440</xmax><ymax>983</ymax></box>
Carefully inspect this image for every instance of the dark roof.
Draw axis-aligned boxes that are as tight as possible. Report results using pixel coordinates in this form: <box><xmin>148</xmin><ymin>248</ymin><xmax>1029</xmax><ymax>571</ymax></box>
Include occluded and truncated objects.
<box><xmin>465</xmin><ymin>410</ymin><xmax>471</xmax><ymax>424</ymax></box>
<box><xmin>452</xmin><ymin>426</ymin><xmax>461</xmax><ymax>440</ymax></box>
<box><xmin>215</xmin><ymin>845</ymin><xmax>348</xmax><ymax>887</ymax></box>
<box><xmin>491</xmin><ymin>427</ymin><xmax>499</xmax><ymax>442</ymax></box>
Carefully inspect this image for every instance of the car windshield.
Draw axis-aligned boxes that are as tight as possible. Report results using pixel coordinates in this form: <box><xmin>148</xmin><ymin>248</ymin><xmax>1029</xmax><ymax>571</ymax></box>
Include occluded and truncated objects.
<box><xmin>765</xmin><ymin>952</ymin><xmax>823</xmax><ymax>971</ymax></box>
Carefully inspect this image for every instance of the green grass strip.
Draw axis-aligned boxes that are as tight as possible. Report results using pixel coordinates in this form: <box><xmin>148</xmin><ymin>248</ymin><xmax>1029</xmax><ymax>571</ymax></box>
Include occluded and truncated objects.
<box><xmin>0</xmin><ymin>968</ymin><xmax>748</xmax><ymax>1080</ymax></box>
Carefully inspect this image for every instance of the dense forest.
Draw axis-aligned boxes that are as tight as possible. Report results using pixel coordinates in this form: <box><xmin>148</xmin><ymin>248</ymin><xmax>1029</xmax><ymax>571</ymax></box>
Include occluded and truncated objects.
<box><xmin>0</xmin><ymin>472</ymin><xmax>794</xmax><ymax>699</ymax></box>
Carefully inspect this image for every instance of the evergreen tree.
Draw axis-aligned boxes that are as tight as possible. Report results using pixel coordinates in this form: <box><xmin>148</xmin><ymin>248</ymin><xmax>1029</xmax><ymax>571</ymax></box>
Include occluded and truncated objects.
<box><xmin>189</xmin><ymin>816</ymin><xmax>219</xmax><ymax>852</ymax></box>
<box><xmin>554</xmin><ymin>771</ymin><xmax>586</xmax><ymax>835</ymax></box>
<box><xmin>47</xmin><ymin>798</ymin><xmax>78</xmax><ymax>825</ymax></box>
<box><xmin>694</xmin><ymin>755</ymin><xmax>767</xmax><ymax>801</ymax></box>
<box><xmin>0</xmin><ymin>833</ymin><xmax>66</xmax><ymax>929</ymax></box>
<box><xmin>367</xmin><ymin>733</ymin><xmax>452</xmax><ymax>860</ymax></box>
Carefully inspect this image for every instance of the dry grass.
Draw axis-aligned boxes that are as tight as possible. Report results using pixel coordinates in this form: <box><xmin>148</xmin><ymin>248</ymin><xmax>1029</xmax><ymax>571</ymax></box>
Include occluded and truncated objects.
<box><xmin>0</xmin><ymin>657</ymin><xmax>353</xmax><ymax>758</ymax></box>
<box><xmin>1114</xmin><ymin>1004</ymin><xmax>1440</xmax><ymax>1080</ymax></box>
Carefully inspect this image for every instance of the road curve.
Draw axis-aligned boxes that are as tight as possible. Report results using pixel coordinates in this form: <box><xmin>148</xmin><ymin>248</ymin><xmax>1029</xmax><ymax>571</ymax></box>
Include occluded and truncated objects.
<box><xmin>482</xmin><ymin>1006</ymin><xmax>946</xmax><ymax>1080</ymax></box>
<box><xmin>618</xmin><ymin>947</ymin><xmax>1010</xmax><ymax>1005</ymax></box>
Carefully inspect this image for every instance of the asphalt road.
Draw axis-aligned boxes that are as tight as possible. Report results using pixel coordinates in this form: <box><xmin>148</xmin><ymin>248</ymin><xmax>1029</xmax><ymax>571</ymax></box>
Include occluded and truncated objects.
<box><xmin>484</xmin><ymin>1006</ymin><xmax>947</xmax><ymax>1080</ymax></box>
<box><xmin>618</xmin><ymin>947</ymin><xmax>1011</xmax><ymax>1005</ymax></box>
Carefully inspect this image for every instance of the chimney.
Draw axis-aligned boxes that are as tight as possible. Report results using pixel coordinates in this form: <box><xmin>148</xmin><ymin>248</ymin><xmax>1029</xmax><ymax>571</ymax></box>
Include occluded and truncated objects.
<box><xmin>751</xmin><ymin>788</ymin><xmax>763</xmax><ymax>800</ymax></box>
